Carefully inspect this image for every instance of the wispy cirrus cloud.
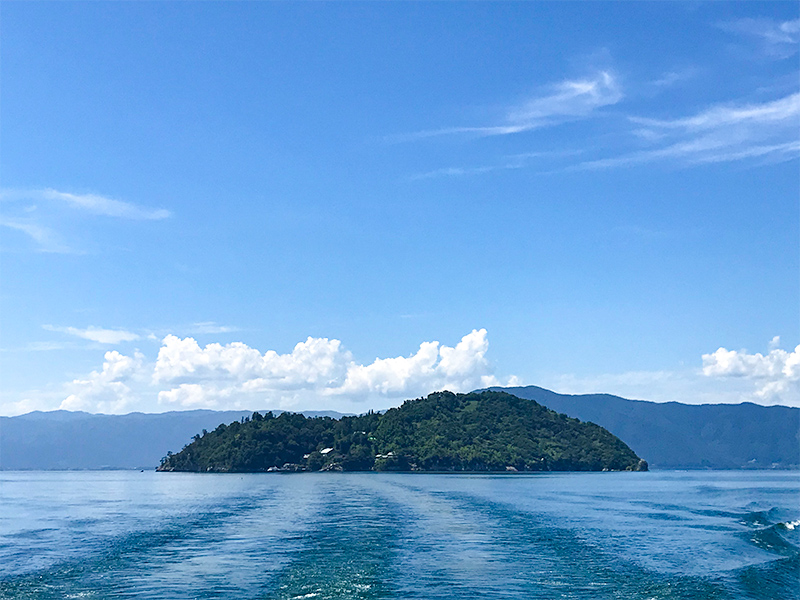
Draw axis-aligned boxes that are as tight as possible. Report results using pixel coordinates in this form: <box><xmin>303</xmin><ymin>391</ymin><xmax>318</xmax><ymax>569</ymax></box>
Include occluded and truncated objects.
<box><xmin>411</xmin><ymin>150</ymin><xmax>583</xmax><ymax>180</ymax></box>
<box><xmin>0</xmin><ymin>217</ymin><xmax>75</xmax><ymax>254</ymax></box>
<box><xmin>630</xmin><ymin>92</ymin><xmax>800</xmax><ymax>131</ymax></box>
<box><xmin>402</xmin><ymin>46</ymin><xmax>798</xmax><ymax>178</ymax></box>
<box><xmin>44</xmin><ymin>325</ymin><xmax>141</xmax><ymax>345</ymax></box>
<box><xmin>0</xmin><ymin>188</ymin><xmax>171</xmax><ymax>220</ymax></box>
<box><xmin>576</xmin><ymin>92</ymin><xmax>800</xmax><ymax>170</ymax></box>
<box><xmin>0</xmin><ymin>188</ymin><xmax>171</xmax><ymax>253</ymax></box>
<box><xmin>719</xmin><ymin>17</ymin><xmax>800</xmax><ymax>59</ymax></box>
<box><xmin>187</xmin><ymin>322</ymin><xmax>241</xmax><ymax>335</ymax></box>
<box><xmin>413</xmin><ymin>91</ymin><xmax>799</xmax><ymax>176</ymax></box>
<box><xmin>648</xmin><ymin>68</ymin><xmax>699</xmax><ymax>89</ymax></box>
<box><xmin>396</xmin><ymin>71</ymin><xmax>622</xmax><ymax>141</ymax></box>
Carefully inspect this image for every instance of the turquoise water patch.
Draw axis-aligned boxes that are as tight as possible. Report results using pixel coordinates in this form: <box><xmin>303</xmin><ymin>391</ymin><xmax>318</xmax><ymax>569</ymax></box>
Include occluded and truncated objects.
<box><xmin>0</xmin><ymin>471</ymin><xmax>797</xmax><ymax>599</ymax></box>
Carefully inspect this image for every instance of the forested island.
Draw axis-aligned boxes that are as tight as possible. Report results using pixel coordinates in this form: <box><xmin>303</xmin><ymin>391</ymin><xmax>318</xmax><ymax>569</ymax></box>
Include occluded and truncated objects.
<box><xmin>157</xmin><ymin>391</ymin><xmax>647</xmax><ymax>473</ymax></box>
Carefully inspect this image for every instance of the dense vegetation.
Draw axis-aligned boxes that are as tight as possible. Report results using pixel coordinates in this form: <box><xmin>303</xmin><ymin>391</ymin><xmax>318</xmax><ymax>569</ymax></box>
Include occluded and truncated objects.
<box><xmin>496</xmin><ymin>385</ymin><xmax>800</xmax><ymax>469</ymax></box>
<box><xmin>157</xmin><ymin>391</ymin><xmax>647</xmax><ymax>473</ymax></box>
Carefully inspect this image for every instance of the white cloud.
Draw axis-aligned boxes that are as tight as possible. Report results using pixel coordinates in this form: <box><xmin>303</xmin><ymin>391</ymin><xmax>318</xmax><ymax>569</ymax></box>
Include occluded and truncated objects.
<box><xmin>400</xmin><ymin>71</ymin><xmax>622</xmax><ymax>140</ymax></box>
<box><xmin>406</xmin><ymin>68</ymin><xmax>797</xmax><ymax>177</ymax></box>
<box><xmin>1</xmin><ymin>188</ymin><xmax>170</xmax><ymax>220</ymax></box>
<box><xmin>533</xmin><ymin>339</ymin><xmax>800</xmax><ymax>408</ymax></box>
<box><xmin>153</xmin><ymin>335</ymin><xmax>350</xmax><ymax>388</ymax></box>
<box><xmin>45</xmin><ymin>325</ymin><xmax>140</xmax><ymax>344</ymax></box>
<box><xmin>578</xmin><ymin>92</ymin><xmax>800</xmax><ymax>169</ymax></box>
<box><xmin>505</xmin><ymin>71</ymin><xmax>622</xmax><ymax>127</ymax></box>
<box><xmin>720</xmin><ymin>17</ymin><xmax>800</xmax><ymax>58</ymax></box>
<box><xmin>187</xmin><ymin>322</ymin><xmax>240</xmax><ymax>335</ymax></box>
<box><xmin>540</xmin><ymin>368</ymin><xmax>797</xmax><ymax>408</ymax></box>
<box><xmin>649</xmin><ymin>68</ymin><xmax>698</xmax><ymax>88</ymax></box>
<box><xmin>152</xmin><ymin>329</ymin><xmax>504</xmax><ymax>410</ymax></box>
<box><xmin>769</xmin><ymin>335</ymin><xmax>781</xmax><ymax>350</ymax></box>
<box><xmin>0</xmin><ymin>188</ymin><xmax>171</xmax><ymax>253</ymax></box>
<box><xmin>60</xmin><ymin>350</ymin><xmax>147</xmax><ymax>413</ymax></box>
<box><xmin>631</xmin><ymin>92</ymin><xmax>800</xmax><ymax>131</ymax></box>
<box><xmin>19</xmin><ymin>329</ymin><xmax>507</xmax><ymax>414</ymax></box>
<box><xmin>157</xmin><ymin>383</ymin><xmax>237</xmax><ymax>409</ymax></box>
<box><xmin>702</xmin><ymin>342</ymin><xmax>800</xmax><ymax>403</ymax></box>
<box><xmin>0</xmin><ymin>217</ymin><xmax>74</xmax><ymax>254</ymax></box>
<box><xmin>335</xmin><ymin>329</ymin><xmax>499</xmax><ymax>397</ymax></box>
<box><xmin>411</xmin><ymin>150</ymin><xmax>584</xmax><ymax>181</ymax></box>
<box><xmin>39</xmin><ymin>189</ymin><xmax>170</xmax><ymax>220</ymax></box>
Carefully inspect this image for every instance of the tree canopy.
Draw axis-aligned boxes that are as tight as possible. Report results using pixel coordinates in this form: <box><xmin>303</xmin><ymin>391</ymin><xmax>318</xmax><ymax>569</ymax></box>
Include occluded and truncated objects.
<box><xmin>157</xmin><ymin>391</ymin><xmax>647</xmax><ymax>473</ymax></box>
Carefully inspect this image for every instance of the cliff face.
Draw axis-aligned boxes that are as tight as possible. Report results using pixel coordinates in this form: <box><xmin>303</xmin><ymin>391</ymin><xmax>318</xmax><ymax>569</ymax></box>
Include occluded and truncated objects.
<box><xmin>158</xmin><ymin>391</ymin><xmax>646</xmax><ymax>473</ymax></box>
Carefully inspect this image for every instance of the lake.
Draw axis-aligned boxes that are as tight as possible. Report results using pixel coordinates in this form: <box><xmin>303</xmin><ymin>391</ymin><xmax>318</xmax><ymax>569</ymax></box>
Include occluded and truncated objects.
<box><xmin>0</xmin><ymin>470</ymin><xmax>797</xmax><ymax>599</ymax></box>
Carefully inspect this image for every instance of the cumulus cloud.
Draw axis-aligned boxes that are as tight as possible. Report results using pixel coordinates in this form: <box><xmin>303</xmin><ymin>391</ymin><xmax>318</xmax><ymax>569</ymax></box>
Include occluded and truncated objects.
<box><xmin>157</xmin><ymin>383</ymin><xmax>238</xmax><ymax>409</ymax></box>
<box><xmin>154</xmin><ymin>335</ymin><xmax>350</xmax><ymax>389</ymax></box>
<box><xmin>44</xmin><ymin>325</ymin><xmax>140</xmax><ymax>345</ymax></box>
<box><xmin>152</xmin><ymin>329</ymin><xmax>504</xmax><ymax>409</ymax></box>
<box><xmin>60</xmin><ymin>350</ymin><xmax>146</xmax><ymax>413</ymax></box>
<box><xmin>702</xmin><ymin>341</ymin><xmax>800</xmax><ymax>403</ymax></box>
<box><xmin>336</xmin><ymin>329</ymin><xmax>499</xmax><ymax>397</ymax></box>
<box><xmin>35</xmin><ymin>329</ymin><xmax>507</xmax><ymax>414</ymax></box>
<box><xmin>399</xmin><ymin>71</ymin><xmax>622</xmax><ymax>140</ymax></box>
<box><xmin>533</xmin><ymin>339</ymin><xmax>800</xmax><ymax>408</ymax></box>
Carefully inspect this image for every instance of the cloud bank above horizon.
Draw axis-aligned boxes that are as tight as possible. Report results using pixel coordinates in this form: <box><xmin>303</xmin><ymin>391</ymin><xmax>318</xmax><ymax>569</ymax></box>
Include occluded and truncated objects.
<box><xmin>48</xmin><ymin>329</ymin><xmax>511</xmax><ymax>415</ymax></box>
<box><xmin>702</xmin><ymin>338</ymin><xmax>800</xmax><ymax>402</ymax></box>
<box><xmin>4</xmin><ymin>331</ymin><xmax>798</xmax><ymax>417</ymax></box>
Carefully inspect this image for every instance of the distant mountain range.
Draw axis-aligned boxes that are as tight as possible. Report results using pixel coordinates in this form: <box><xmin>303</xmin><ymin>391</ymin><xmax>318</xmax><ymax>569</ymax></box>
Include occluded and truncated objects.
<box><xmin>488</xmin><ymin>386</ymin><xmax>799</xmax><ymax>469</ymax></box>
<box><xmin>0</xmin><ymin>409</ymin><xmax>345</xmax><ymax>470</ymax></box>
<box><xmin>1</xmin><ymin>387</ymin><xmax>797</xmax><ymax>470</ymax></box>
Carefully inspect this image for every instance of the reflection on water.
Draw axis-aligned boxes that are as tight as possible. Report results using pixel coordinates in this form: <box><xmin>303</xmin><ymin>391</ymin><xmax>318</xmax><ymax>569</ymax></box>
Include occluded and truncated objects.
<box><xmin>0</xmin><ymin>470</ymin><xmax>797</xmax><ymax>599</ymax></box>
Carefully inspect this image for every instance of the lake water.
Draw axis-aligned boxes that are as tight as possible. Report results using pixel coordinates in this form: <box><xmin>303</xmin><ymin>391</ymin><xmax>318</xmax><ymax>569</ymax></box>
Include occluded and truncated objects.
<box><xmin>0</xmin><ymin>470</ymin><xmax>797</xmax><ymax>599</ymax></box>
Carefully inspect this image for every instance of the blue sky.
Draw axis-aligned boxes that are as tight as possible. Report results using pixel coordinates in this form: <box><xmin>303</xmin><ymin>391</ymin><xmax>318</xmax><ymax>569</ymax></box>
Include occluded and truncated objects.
<box><xmin>1</xmin><ymin>2</ymin><xmax>798</xmax><ymax>415</ymax></box>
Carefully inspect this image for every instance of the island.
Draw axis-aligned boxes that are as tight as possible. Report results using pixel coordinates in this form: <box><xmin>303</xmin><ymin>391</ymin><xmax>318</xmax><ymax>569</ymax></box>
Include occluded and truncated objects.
<box><xmin>157</xmin><ymin>390</ymin><xmax>648</xmax><ymax>473</ymax></box>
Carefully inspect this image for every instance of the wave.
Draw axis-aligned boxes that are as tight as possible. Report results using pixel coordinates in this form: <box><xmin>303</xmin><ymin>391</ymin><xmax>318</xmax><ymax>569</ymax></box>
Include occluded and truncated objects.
<box><xmin>738</xmin><ymin>508</ymin><xmax>782</xmax><ymax>528</ymax></box>
<box><xmin>735</xmin><ymin>554</ymin><xmax>800</xmax><ymax>600</ymax></box>
<box><xmin>779</xmin><ymin>519</ymin><xmax>800</xmax><ymax>531</ymax></box>
<box><xmin>745</xmin><ymin>524</ymin><xmax>799</xmax><ymax>557</ymax></box>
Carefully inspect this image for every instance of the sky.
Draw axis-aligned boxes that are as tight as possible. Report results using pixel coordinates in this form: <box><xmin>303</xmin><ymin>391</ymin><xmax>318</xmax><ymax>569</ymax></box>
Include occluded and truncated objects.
<box><xmin>0</xmin><ymin>2</ymin><xmax>798</xmax><ymax>416</ymax></box>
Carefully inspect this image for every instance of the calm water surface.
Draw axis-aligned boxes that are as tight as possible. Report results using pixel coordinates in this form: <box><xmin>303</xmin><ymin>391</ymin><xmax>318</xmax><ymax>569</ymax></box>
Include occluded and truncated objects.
<box><xmin>0</xmin><ymin>470</ymin><xmax>797</xmax><ymax>599</ymax></box>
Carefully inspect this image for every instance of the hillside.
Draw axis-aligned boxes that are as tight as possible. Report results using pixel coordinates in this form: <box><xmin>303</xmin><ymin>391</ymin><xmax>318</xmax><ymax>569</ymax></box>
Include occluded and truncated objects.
<box><xmin>4</xmin><ymin>386</ymin><xmax>795</xmax><ymax>471</ymax></box>
<box><xmin>157</xmin><ymin>390</ymin><xmax>647</xmax><ymax>473</ymax></box>
<box><xmin>0</xmin><ymin>409</ymin><xmax>345</xmax><ymax>470</ymax></box>
<box><xmin>490</xmin><ymin>386</ymin><xmax>800</xmax><ymax>469</ymax></box>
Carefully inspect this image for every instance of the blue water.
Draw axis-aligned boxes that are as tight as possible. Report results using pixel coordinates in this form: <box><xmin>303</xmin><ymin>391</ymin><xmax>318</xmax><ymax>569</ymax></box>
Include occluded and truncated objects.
<box><xmin>0</xmin><ymin>471</ymin><xmax>797</xmax><ymax>599</ymax></box>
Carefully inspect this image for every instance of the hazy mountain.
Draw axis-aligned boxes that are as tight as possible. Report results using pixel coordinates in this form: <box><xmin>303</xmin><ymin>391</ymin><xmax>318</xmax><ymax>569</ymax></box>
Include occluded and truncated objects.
<box><xmin>4</xmin><ymin>386</ymin><xmax>797</xmax><ymax>470</ymax></box>
<box><xmin>0</xmin><ymin>409</ymin><xmax>346</xmax><ymax>470</ymax></box>
<box><xmin>488</xmin><ymin>386</ymin><xmax>799</xmax><ymax>469</ymax></box>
